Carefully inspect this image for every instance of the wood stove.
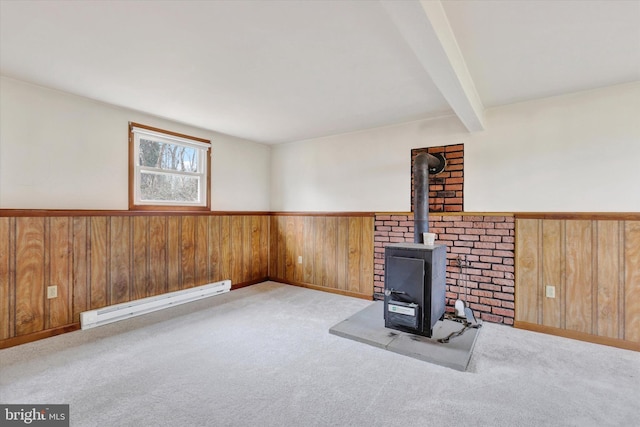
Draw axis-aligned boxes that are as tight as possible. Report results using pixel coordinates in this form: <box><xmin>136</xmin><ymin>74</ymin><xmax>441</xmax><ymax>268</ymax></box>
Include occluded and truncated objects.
<box><xmin>384</xmin><ymin>243</ymin><xmax>446</xmax><ymax>337</ymax></box>
<box><xmin>383</xmin><ymin>151</ymin><xmax>447</xmax><ymax>338</ymax></box>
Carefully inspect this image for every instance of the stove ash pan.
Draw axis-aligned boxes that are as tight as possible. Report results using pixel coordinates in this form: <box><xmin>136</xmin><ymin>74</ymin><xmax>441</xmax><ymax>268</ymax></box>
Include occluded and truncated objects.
<box><xmin>384</xmin><ymin>243</ymin><xmax>447</xmax><ymax>338</ymax></box>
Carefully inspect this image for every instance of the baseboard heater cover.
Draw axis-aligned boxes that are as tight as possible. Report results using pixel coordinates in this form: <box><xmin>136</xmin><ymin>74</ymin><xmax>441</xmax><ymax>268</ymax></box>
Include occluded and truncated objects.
<box><xmin>80</xmin><ymin>280</ymin><xmax>231</xmax><ymax>330</ymax></box>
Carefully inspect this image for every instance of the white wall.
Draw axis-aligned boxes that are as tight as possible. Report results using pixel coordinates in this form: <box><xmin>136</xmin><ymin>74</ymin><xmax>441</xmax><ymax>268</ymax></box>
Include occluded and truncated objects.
<box><xmin>3</xmin><ymin>77</ymin><xmax>638</xmax><ymax>213</ymax></box>
<box><xmin>270</xmin><ymin>114</ymin><xmax>467</xmax><ymax>212</ymax></box>
<box><xmin>271</xmin><ymin>82</ymin><xmax>640</xmax><ymax>212</ymax></box>
<box><xmin>0</xmin><ymin>77</ymin><xmax>271</xmax><ymax>211</ymax></box>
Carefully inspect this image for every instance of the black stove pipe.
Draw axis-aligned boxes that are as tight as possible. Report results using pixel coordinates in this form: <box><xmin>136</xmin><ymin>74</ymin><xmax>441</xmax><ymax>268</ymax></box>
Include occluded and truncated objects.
<box><xmin>414</xmin><ymin>152</ymin><xmax>441</xmax><ymax>243</ymax></box>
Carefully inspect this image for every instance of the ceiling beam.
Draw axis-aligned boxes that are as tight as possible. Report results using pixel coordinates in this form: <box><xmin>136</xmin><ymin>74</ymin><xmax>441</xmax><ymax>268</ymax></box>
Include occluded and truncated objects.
<box><xmin>380</xmin><ymin>0</ymin><xmax>485</xmax><ymax>132</ymax></box>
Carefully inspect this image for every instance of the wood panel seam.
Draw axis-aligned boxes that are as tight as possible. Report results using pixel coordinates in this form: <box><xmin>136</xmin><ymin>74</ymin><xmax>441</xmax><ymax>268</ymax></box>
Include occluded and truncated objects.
<box><xmin>619</xmin><ymin>221</ymin><xmax>625</xmax><ymax>340</ymax></box>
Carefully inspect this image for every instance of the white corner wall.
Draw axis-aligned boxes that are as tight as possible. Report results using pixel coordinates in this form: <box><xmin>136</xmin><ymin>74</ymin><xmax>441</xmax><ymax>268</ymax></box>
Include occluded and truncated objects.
<box><xmin>271</xmin><ymin>82</ymin><xmax>640</xmax><ymax>213</ymax></box>
<box><xmin>0</xmin><ymin>76</ymin><xmax>270</xmax><ymax>211</ymax></box>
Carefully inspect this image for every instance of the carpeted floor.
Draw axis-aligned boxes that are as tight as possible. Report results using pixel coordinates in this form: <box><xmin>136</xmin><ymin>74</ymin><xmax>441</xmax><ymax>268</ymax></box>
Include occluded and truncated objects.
<box><xmin>1</xmin><ymin>281</ymin><xmax>638</xmax><ymax>427</ymax></box>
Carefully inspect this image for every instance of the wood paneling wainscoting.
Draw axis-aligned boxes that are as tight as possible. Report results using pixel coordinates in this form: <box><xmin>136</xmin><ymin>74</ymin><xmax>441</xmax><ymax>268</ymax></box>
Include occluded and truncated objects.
<box><xmin>515</xmin><ymin>214</ymin><xmax>640</xmax><ymax>351</ymax></box>
<box><xmin>5</xmin><ymin>209</ymin><xmax>637</xmax><ymax>351</ymax></box>
<box><xmin>269</xmin><ymin>213</ymin><xmax>374</xmax><ymax>299</ymax></box>
<box><xmin>0</xmin><ymin>212</ymin><xmax>269</xmax><ymax>348</ymax></box>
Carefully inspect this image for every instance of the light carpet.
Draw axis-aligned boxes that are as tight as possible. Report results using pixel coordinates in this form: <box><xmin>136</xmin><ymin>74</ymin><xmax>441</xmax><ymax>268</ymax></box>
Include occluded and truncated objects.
<box><xmin>1</xmin><ymin>281</ymin><xmax>638</xmax><ymax>427</ymax></box>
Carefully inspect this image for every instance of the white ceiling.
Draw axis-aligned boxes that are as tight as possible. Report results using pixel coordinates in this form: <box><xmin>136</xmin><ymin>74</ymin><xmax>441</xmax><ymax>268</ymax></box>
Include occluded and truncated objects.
<box><xmin>1</xmin><ymin>0</ymin><xmax>638</xmax><ymax>144</ymax></box>
<box><xmin>443</xmin><ymin>0</ymin><xmax>640</xmax><ymax>107</ymax></box>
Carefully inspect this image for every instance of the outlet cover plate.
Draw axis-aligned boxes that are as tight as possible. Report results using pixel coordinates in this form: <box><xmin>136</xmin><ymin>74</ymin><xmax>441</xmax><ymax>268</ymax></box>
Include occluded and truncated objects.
<box><xmin>47</xmin><ymin>285</ymin><xmax>58</xmax><ymax>299</ymax></box>
<box><xmin>545</xmin><ymin>285</ymin><xmax>555</xmax><ymax>298</ymax></box>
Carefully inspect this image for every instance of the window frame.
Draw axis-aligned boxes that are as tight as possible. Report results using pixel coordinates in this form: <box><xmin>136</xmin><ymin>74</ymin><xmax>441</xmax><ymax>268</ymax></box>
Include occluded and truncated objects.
<box><xmin>129</xmin><ymin>122</ymin><xmax>211</xmax><ymax>211</ymax></box>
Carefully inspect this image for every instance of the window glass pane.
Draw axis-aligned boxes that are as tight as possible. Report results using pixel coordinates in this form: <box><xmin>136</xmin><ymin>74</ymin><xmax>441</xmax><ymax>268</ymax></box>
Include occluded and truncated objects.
<box><xmin>140</xmin><ymin>172</ymin><xmax>200</xmax><ymax>202</ymax></box>
<box><xmin>139</xmin><ymin>139</ymin><xmax>199</xmax><ymax>172</ymax></box>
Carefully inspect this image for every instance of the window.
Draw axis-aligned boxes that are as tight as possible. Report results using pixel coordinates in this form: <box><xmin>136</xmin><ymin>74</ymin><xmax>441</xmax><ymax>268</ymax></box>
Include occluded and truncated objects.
<box><xmin>129</xmin><ymin>122</ymin><xmax>211</xmax><ymax>210</ymax></box>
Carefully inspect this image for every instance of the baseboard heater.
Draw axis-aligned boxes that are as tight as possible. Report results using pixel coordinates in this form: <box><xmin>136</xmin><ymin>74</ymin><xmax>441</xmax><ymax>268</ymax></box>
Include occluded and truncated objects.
<box><xmin>80</xmin><ymin>280</ymin><xmax>232</xmax><ymax>330</ymax></box>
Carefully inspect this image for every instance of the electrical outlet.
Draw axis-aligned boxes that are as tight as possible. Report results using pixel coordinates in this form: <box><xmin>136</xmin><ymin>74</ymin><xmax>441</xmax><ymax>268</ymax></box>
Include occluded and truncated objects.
<box><xmin>545</xmin><ymin>285</ymin><xmax>556</xmax><ymax>298</ymax></box>
<box><xmin>297</xmin><ymin>256</ymin><xmax>303</xmax><ymax>264</ymax></box>
<box><xmin>47</xmin><ymin>285</ymin><xmax>58</xmax><ymax>299</ymax></box>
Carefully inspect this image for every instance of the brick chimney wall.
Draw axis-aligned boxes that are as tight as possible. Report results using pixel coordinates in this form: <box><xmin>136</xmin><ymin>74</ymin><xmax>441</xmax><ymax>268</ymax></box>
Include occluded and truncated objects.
<box><xmin>411</xmin><ymin>144</ymin><xmax>464</xmax><ymax>212</ymax></box>
<box><xmin>373</xmin><ymin>213</ymin><xmax>515</xmax><ymax>325</ymax></box>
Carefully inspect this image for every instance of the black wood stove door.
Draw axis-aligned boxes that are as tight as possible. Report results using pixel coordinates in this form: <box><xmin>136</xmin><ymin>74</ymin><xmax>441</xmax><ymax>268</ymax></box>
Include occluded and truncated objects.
<box><xmin>384</xmin><ymin>256</ymin><xmax>427</xmax><ymax>332</ymax></box>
